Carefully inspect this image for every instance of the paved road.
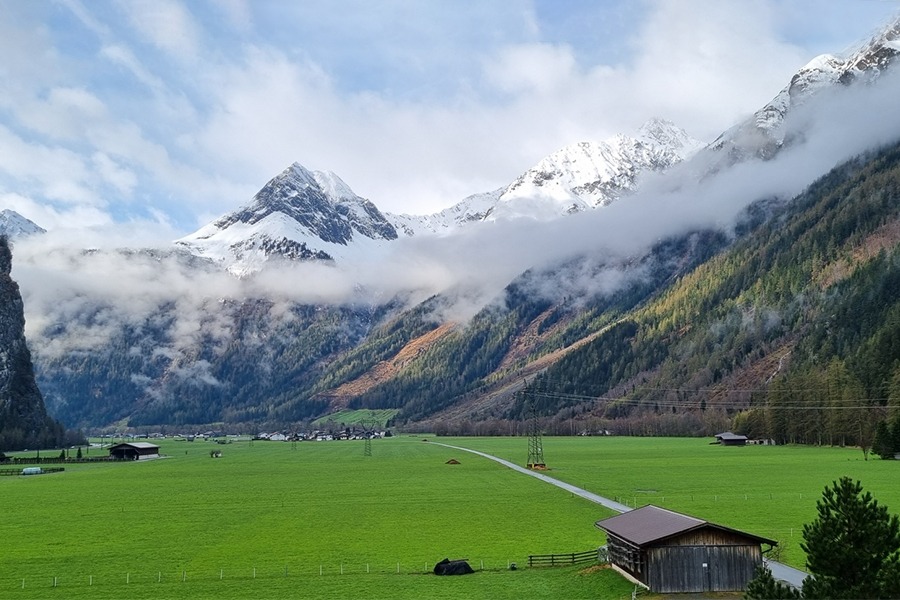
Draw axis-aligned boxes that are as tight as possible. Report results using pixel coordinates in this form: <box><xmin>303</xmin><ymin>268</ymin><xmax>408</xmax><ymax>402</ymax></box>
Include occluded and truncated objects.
<box><xmin>430</xmin><ymin>441</ymin><xmax>808</xmax><ymax>589</ymax></box>
<box><xmin>432</xmin><ymin>441</ymin><xmax>632</xmax><ymax>513</ymax></box>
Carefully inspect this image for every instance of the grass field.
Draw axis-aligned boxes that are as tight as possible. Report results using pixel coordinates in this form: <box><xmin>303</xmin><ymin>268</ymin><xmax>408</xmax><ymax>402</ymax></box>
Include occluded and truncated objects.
<box><xmin>312</xmin><ymin>408</ymin><xmax>399</xmax><ymax>427</ymax></box>
<box><xmin>446</xmin><ymin>436</ymin><xmax>900</xmax><ymax>568</ymax></box>
<box><xmin>1</xmin><ymin>435</ymin><xmax>897</xmax><ymax>599</ymax></box>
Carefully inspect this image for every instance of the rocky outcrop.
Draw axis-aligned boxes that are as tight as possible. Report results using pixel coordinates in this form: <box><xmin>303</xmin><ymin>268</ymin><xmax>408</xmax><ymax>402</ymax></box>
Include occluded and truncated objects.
<box><xmin>0</xmin><ymin>236</ymin><xmax>61</xmax><ymax>450</ymax></box>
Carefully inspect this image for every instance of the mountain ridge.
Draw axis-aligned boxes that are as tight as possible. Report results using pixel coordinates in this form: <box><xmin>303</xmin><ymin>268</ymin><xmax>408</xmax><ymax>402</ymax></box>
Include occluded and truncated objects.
<box><xmin>178</xmin><ymin>119</ymin><xmax>703</xmax><ymax>273</ymax></box>
<box><xmin>20</xmin><ymin>16</ymin><xmax>900</xmax><ymax>436</ymax></box>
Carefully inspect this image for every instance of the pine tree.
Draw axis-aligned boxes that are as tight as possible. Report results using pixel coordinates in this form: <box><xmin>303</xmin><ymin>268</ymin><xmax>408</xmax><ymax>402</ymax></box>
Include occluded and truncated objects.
<box><xmin>800</xmin><ymin>477</ymin><xmax>900</xmax><ymax>599</ymax></box>
<box><xmin>744</xmin><ymin>565</ymin><xmax>801</xmax><ymax>599</ymax></box>
<box><xmin>873</xmin><ymin>420</ymin><xmax>894</xmax><ymax>460</ymax></box>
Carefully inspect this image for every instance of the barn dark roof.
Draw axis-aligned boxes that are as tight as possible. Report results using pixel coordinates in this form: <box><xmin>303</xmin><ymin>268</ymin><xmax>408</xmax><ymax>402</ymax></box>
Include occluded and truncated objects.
<box><xmin>595</xmin><ymin>505</ymin><xmax>776</xmax><ymax>547</ymax></box>
<box><xmin>596</xmin><ymin>505</ymin><xmax>703</xmax><ymax>546</ymax></box>
<box><xmin>108</xmin><ymin>442</ymin><xmax>159</xmax><ymax>450</ymax></box>
<box><xmin>715</xmin><ymin>432</ymin><xmax>748</xmax><ymax>442</ymax></box>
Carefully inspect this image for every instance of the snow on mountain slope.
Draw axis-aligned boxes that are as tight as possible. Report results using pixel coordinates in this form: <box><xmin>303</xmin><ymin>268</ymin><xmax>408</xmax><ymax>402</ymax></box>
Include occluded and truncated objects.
<box><xmin>485</xmin><ymin>118</ymin><xmax>703</xmax><ymax>222</ymax></box>
<box><xmin>177</xmin><ymin>163</ymin><xmax>398</xmax><ymax>275</ymax></box>
<box><xmin>0</xmin><ymin>210</ymin><xmax>45</xmax><ymax>239</ymax></box>
<box><xmin>176</xmin><ymin>14</ymin><xmax>900</xmax><ymax>274</ymax></box>
<box><xmin>387</xmin><ymin>118</ymin><xmax>702</xmax><ymax>236</ymax></box>
<box><xmin>712</xmin><ymin>16</ymin><xmax>900</xmax><ymax>159</ymax></box>
<box><xmin>386</xmin><ymin>189</ymin><xmax>502</xmax><ymax>237</ymax></box>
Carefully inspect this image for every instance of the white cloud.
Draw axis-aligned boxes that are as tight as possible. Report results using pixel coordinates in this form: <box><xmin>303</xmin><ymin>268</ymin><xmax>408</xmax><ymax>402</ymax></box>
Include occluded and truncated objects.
<box><xmin>14</xmin><ymin>66</ymin><xmax>900</xmax><ymax>360</ymax></box>
<box><xmin>629</xmin><ymin>0</ymin><xmax>810</xmax><ymax>141</ymax></box>
<box><xmin>92</xmin><ymin>152</ymin><xmax>137</xmax><ymax>195</ymax></box>
<box><xmin>115</xmin><ymin>0</ymin><xmax>202</xmax><ymax>60</ymax></box>
<box><xmin>99</xmin><ymin>44</ymin><xmax>167</xmax><ymax>92</ymax></box>
<box><xmin>485</xmin><ymin>43</ymin><xmax>579</xmax><ymax>94</ymax></box>
<box><xmin>0</xmin><ymin>0</ymin><xmax>897</xmax><ymax>233</ymax></box>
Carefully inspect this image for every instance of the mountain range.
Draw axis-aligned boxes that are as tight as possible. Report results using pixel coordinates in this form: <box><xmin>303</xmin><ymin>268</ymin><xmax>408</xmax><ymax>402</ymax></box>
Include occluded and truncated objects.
<box><xmin>176</xmin><ymin>117</ymin><xmax>702</xmax><ymax>275</ymax></box>
<box><xmin>11</xmin><ymin>16</ymin><xmax>900</xmax><ymax>438</ymax></box>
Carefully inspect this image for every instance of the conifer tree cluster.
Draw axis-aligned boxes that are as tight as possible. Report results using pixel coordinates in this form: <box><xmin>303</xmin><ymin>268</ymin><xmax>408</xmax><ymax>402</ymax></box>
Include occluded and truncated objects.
<box><xmin>746</xmin><ymin>477</ymin><xmax>900</xmax><ymax>599</ymax></box>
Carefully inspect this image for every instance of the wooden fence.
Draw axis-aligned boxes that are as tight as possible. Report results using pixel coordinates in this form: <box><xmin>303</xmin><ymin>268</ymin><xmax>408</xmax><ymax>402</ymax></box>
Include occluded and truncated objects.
<box><xmin>527</xmin><ymin>548</ymin><xmax>604</xmax><ymax>567</ymax></box>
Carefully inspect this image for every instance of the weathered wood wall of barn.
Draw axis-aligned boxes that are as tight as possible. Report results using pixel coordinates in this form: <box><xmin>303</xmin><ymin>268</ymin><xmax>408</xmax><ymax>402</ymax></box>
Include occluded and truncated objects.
<box><xmin>646</xmin><ymin>542</ymin><xmax>762</xmax><ymax>593</ymax></box>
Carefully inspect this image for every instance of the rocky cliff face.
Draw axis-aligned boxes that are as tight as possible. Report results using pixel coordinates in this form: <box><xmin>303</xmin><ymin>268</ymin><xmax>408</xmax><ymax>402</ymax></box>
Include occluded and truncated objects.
<box><xmin>0</xmin><ymin>236</ymin><xmax>57</xmax><ymax>450</ymax></box>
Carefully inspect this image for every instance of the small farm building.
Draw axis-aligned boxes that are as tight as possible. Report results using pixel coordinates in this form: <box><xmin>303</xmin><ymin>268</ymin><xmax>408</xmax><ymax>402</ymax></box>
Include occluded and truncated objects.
<box><xmin>108</xmin><ymin>442</ymin><xmax>160</xmax><ymax>460</ymax></box>
<box><xmin>595</xmin><ymin>505</ymin><xmax>776</xmax><ymax>594</ymax></box>
<box><xmin>714</xmin><ymin>431</ymin><xmax>748</xmax><ymax>446</ymax></box>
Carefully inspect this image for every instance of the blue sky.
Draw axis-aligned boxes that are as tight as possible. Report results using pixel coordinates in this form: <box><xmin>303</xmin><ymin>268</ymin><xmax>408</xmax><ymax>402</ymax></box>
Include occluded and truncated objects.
<box><xmin>1</xmin><ymin>0</ymin><xmax>898</xmax><ymax>238</ymax></box>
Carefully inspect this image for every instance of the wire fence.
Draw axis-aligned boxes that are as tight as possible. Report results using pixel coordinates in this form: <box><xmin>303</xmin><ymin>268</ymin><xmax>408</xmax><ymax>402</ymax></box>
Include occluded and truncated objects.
<box><xmin>4</xmin><ymin>558</ymin><xmax>540</xmax><ymax>592</ymax></box>
<box><xmin>608</xmin><ymin>489</ymin><xmax>814</xmax><ymax>508</ymax></box>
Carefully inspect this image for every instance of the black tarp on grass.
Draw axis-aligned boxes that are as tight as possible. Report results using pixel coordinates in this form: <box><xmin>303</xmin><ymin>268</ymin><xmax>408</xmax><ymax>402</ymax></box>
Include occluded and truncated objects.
<box><xmin>433</xmin><ymin>558</ymin><xmax>474</xmax><ymax>575</ymax></box>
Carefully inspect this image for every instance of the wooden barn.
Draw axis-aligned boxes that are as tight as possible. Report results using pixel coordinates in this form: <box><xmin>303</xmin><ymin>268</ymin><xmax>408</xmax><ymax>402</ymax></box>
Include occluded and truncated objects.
<box><xmin>714</xmin><ymin>431</ymin><xmax>749</xmax><ymax>446</ymax></box>
<box><xmin>595</xmin><ymin>505</ymin><xmax>776</xmax><ymax>593</ymax></box>
<box><xmin>108</xmin><ymin>442</ymin><xmax>160</xmax><ymax>461</ymax></box>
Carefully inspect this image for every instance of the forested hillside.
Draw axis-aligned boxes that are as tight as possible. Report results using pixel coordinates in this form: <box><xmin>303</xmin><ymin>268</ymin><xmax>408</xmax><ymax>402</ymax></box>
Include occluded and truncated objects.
<box><xmin>525</xmin><ymin>141</ymin><xmax>900</xmax><ymax>447</ymax></box>
<box><xmin>31</xmin><ymin>141</ymin><xmax>900</xmax><ymax>443</ymax></box>
<box><xmin>37</xmin><ymin>299</ymin><xmax>399</xmax><ymax>428</ymax></box>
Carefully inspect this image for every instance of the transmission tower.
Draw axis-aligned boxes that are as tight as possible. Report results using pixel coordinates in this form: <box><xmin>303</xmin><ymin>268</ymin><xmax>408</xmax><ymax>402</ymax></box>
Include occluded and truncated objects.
<box><xmin>524</xmin><ymin>383</ymin><xmax>546</xmax><ymax>470</ymax></box>
<box><xmin>361</xmin><ymin>419</ymin><xmax>375</xmax><ymax>457</ymax></box>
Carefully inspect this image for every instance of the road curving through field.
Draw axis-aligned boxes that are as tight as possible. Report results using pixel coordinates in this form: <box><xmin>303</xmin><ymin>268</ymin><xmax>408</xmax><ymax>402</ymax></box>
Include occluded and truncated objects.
<box><xmin>430</xmin><ymin>441</ymin><xmax>807</xmax><ymax>589</ymax></box>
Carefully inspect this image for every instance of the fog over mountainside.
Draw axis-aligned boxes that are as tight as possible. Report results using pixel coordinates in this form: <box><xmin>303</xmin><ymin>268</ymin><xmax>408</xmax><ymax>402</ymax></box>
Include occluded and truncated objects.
<box><xmin>10</xmin><ymin>17</ymin><xmax>900</xmax><ymax>427</ymax></box>
<box><xmin>23</xmin><ymin>59</ymin><xmax>898</xmax><ymax>333</ymax></box>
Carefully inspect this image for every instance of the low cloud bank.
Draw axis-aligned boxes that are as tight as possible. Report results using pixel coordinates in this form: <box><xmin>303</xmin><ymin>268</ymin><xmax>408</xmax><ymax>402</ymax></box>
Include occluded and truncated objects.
<box><xmin>14</xmin><ymin>69</ymin><xmax>900</xmax><ymax>356</ymax></box>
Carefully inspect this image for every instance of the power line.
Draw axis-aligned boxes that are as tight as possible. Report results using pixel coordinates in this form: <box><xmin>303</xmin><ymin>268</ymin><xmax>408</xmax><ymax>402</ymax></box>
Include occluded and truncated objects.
<box><xmin>524</xmin><ymin>387</ymin><xmax>892</xmax><ymax>411</ymax></box>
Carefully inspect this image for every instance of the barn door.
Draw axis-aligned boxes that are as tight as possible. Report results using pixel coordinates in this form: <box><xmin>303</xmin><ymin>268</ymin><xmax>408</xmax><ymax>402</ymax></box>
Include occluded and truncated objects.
<box><xmin>703</xmin><ymin>549</ymin><xmax>713</xmax><ymax>592</ymax></box>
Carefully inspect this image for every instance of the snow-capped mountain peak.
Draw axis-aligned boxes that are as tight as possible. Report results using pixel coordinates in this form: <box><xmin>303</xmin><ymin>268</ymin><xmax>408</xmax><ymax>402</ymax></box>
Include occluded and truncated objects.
<box><xmin>712</xmin><ymin>16</ymin><xmax>900</xmax><ymax>159</ymax></box>
<box><xmin>485</xmin><ymin>119</ymin><xmax>702</xmax><ymax>221</ymax></box>
<box><xmin>384</xmin><ymin>119</ymin><xmax>702</xmax><ymax>236</ymax></box>
<box><xmin>637</xmin><ymin>118</ymin><xmax>705</xmax><ymax>159</ymax></box>
<box><xmin>0</xmin><ymin>210</ymin><xmax>46</xmax><ymax>239</ymax></box>
<box><xmin>312</xmin><ymin>170</ymin><xmax>358</xmax><ymax>203</ymax></box>
<box><xmin>177</xmin><ymin>163</ymin><xmax>397</xmax><ymax>275</ymax></box>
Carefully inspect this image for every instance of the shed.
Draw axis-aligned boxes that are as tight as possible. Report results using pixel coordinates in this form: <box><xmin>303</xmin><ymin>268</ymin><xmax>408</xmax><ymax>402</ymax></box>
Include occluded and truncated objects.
<box><xmin>714</xmin><ymin>431</ymin><xmax>748</xmax><ymax>446</ymax></box>
<box><xmin>108</xmin><ymin>442</ymin><xmax>160</xmax><ymax>460</ymax></box>
<box><xmin>595</xmin><ymin>505</ymin><xmax>776</xmax><ymax>593</ymax></box>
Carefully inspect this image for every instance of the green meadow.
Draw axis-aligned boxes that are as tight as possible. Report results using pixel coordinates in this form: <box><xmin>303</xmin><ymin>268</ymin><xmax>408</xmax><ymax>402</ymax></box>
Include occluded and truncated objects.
<box><xmin>1</xmin><ymin>435</ymin><xmax>897</xmax><ymax>599</ymax></box>
<box><xmin>446</xmin><ymin>436</ymin><xmax>900</xmax><ymax>568</ymax></box>
<box><xmin>311</xmin><ymin>408</ymin><xmax>399</xmax><ymax>427</ymax></box>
